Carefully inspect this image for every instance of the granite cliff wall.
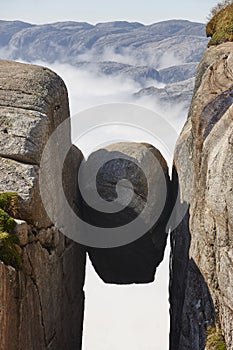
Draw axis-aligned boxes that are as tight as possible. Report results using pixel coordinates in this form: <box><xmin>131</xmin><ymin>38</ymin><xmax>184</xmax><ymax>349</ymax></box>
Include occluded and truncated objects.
<box><xmin>170</xmin><ymin>42</ymin><xmax>233</xmax><ymax>350</ymax></box>
<box><xmin>0</xmin><ymin>60</ymin><xmax>85</xmax><ymax>350</ymax></box>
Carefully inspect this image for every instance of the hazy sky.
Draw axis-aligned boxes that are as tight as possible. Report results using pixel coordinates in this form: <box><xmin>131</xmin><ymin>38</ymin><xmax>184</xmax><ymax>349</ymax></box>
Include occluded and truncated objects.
<box><xmin>2</xmin><ymin>0</ymin><xmax>218</xmax><ymax>24</ymax></box>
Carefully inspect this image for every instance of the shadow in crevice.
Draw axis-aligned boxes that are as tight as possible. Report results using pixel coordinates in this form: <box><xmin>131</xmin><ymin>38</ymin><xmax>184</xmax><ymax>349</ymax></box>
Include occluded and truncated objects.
<box><xmin>169</xmin><ymin>167</ymin><xmax>215</xmax><ymax>350</ymax></box>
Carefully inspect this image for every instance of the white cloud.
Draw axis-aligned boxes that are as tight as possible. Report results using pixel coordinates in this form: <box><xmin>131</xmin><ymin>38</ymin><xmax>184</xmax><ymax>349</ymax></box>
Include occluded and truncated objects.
<box><xmin>29</xmin><ymin>61</ymin><xmax>186</xmax><ymax>164</ymax></box>
<box><xmin>32</xmin><ymin>60</ymin><xmax>142</xmax><ymax>112</ymax></box>
<box><xmin>157</xmin><ymin>51</ymin><xmax>183</xmax><ymax>70</ymax></box>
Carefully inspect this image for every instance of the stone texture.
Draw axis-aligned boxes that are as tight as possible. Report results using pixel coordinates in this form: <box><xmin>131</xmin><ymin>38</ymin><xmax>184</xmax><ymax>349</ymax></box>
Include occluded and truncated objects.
<box><xmin>170</xmin><ymin>42</ymin><xmax>233</xmax><ymax>349</ymax></box>
<box><xmin>0</xmin><ymin>232</ymin><xmax>86</xmax><ymax>350</ymax></box>
<box><xmin>0</xmin><ymin>60</ymin><xmax>69</xmax><ymax>163</ymax></box>
<box><xmin>14</xmin><ymin>219</ymin><xmax>28</xmax><ymax>246</ymax></box>
<box><xmin>82</xmin><ymin>142</ymin><xmax>172</xmax><ymax>284</ymax></box>
<box><xmin>0</xmin><ymin>60</ymin><xmax>85</xmax><ymax>350</ymax></box>
<box><xmin>0</xmin><ymin>60</ymin><xmax>71</xmax><ymax>228</ymax></box>
<box><xmin>0</xmin><ymin>157</ymin><xmax>50</xmax><ymax>228</ymax></box>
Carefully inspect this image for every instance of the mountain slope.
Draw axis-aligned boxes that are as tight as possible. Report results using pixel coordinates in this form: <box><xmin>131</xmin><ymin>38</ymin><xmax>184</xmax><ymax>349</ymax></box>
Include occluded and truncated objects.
<box><xmin>0</xmin><ymin>19</ymin><xmax>207</xmax><ymax>68</ymax></box>
<box><xmin>0</xmin><ymin>19</ymin><xmax>209</xmax><ymax>108</ymax></box>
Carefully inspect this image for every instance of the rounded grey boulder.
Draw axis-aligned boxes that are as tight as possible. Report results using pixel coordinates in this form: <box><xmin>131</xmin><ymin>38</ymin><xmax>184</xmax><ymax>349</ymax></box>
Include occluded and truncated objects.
<box><xmin>80</xmin><ymin>142</ymin><xmax>172</xmax><ymax>284</ymax></box>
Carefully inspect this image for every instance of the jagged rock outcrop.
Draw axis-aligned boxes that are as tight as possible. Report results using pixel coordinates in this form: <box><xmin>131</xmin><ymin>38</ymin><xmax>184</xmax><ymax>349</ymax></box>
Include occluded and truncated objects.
<box><xmin>0</xmin><ymin>60</ymin><xmax>85</xmax><ymax>350</ymax></box>
<box><xmin>134</xmin><ymin>77</ymin><xmax>195</xmax><ymax>109</ymax></box>
<box><xmin>170</xmin><ymin>42</ymin><xmax>233</xmax><ymax>349</ymax></box>
<box><xmin>158</xmin><ymin>63</ymin><xmax>198</xmax><ymax>84</ymax></box>
<box><xmin>81</xmin><ymin>142</ymin><xmax>172</xmax><ymax>284</ymax></box>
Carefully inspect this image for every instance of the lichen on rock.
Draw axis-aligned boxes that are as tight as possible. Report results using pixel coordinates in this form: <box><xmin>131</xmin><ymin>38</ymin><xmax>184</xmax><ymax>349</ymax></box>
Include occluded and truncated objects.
<box><xmin>0</xmin><ymin>192</ymin><xmax>18</xmax><ymax>217</ymax></box>
<box><xmin>206</xmin><ymin>327</ymin><xmax>227</xmax><ymax>350</ymax></box>
<box><xmin>0</xmin><ymin>208</ymin><xmax>15</xmax><ymax>233</ymax></box>
<box><xmin>0</xmin><ymin>231</ymin><xmax>22</xmax><ymax>269</ymax></box>
<box><xmin>0</xmin><ymin>195</ymin><xmax>22</xmax><ymax>269</ymax></box>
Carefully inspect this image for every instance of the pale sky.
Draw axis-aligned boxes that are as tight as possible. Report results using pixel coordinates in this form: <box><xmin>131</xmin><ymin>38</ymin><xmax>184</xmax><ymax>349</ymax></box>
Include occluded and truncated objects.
<box><xmin>1</xmin><ymin>0</ymin><xmax>218</xmax><ymax>25</ymax></box>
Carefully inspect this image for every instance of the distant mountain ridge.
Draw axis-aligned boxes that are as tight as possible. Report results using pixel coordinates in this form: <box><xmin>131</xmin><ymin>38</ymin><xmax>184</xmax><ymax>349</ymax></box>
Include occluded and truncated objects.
<box><xmin>0</xmin><ymin>19</ymin><xmax>209</xmax><ymax>106</ymax></box>
<box><xmin>0</xmin><ymin>19</ymin><xmax>207</xmax><ymax>62</ymax></box>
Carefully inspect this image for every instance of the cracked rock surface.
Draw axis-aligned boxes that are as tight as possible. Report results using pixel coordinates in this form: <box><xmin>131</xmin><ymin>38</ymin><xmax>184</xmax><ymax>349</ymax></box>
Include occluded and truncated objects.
<box><xmin>0</xmin><ymin>60</ymin><xmax>85</xmax><ymax>350</ymax></box>
<box><xmin>170</xmin><ymin>43</ymin><xmax>233</xmax><ymax>350</ymax></box>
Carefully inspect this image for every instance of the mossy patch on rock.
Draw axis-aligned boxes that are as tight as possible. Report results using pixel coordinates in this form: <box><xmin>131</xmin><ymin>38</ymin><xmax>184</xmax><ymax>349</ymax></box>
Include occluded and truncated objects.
<box><xmin>0</xmin><ymin>208</ymin><xmax>16</xmax><ymax>233</ymax></box>
<box><xmin>206</xmin><ymin>3</ymin><xmax>233</xmax><ymax>46</ymax></box>
<box><xmin>0</xmin><ymin>232</ymin><xmax>22</xmax><ymax>269</ymax></box>
<box><xmin>0</xmin><ymin>192</ymin><xmax>22</xmax><ymax>269</ymax></box>
<box><xmin>0</xmin><ymin>192</ymin><xmax>18</xmax><ymax>216</ymax></box>
<box><xmin>206</xmin><ymin>327</ymin><xmax>227</xmax><ymax>350</ymax></box>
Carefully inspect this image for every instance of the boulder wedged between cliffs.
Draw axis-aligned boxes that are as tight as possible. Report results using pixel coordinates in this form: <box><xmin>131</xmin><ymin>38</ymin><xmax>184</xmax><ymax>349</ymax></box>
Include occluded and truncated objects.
<box><xmin>80</xmin><ymin>142</ymin><xmax>173</xmax><ymax>284</ymax></box>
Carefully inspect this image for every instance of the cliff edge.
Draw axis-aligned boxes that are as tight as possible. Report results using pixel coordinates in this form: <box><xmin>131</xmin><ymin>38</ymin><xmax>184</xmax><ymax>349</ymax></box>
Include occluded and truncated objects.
<box><xmin>0</xmin><ymin>60</ymin><xmax>85</xmax><ymax>350</ymax></box>
<box><xmin>170</xmin><ymin>40</ymin><xmax>233</xmax><ymax>349</ymax></box>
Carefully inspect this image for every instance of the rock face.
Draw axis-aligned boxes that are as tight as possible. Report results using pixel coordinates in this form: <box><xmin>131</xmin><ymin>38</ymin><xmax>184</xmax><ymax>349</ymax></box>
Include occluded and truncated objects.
<box><xmin>170</xmin><ymin>42</ymin><xmax>233</xmax><ymax>349</ymax></box>
<box><xmin>81</xmin><ymin>143</ymin><xmax>172</xmax><ymax>284</ymax></box>
<box><xmin>0</xmin><ymin>60</ymin><xmax>85</xmax><ymax>350</ymax></box>
<box><xmin>134</xmin><ymin>77</ymin><xmax>195</xmax><ymax>110</ymax></box>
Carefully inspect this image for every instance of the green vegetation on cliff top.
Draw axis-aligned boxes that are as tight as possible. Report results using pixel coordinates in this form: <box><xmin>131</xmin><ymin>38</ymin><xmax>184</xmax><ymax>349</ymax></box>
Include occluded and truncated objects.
<box><xmin>206</xmin><ymin>1</ymin><xmax>233</xmax><ymax>46</ymax></box>
<box><xmin>0</xmin><ymin>193</ymin><xmax>22</xmax><ymax>269</ymax></box>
